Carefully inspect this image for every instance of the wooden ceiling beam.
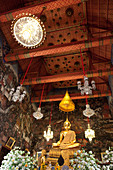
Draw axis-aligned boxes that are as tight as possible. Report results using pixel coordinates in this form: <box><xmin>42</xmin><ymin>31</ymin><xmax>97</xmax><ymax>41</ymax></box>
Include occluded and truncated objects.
<box><xmin>21</xmin><ymin>68</ymin><xmax>113</xmax><ymax>85</ymax></box>
<box><xmin>31</xmin><ymin>90</ymin><xmax>111</xmax><ymax>102</ymax></box>
<box><xmin>4</xmin><ymin>35</ymin><xmax>113</xmax><ymax>62</ymax></box>
<box><xmin>0</xmin><ymin>0</ymin><xmax>86</xmax><ymax>23</ymax></box>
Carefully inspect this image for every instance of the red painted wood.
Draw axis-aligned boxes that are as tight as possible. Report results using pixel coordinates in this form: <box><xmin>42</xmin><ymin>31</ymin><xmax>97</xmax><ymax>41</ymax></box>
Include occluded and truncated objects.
<box><xmin>31</xmin><ymin>91</ymin><xmax>111</xmax><ymax>102</ymax></box>
<box><xmin>4</xmin><ymin>35</ymin><xmax>113</xmax><ymax>61</ymax></box>
<box><xmin>21</xmin><ymin>68</ymin><xmax>113</xmax><ymax>85</ymax></box>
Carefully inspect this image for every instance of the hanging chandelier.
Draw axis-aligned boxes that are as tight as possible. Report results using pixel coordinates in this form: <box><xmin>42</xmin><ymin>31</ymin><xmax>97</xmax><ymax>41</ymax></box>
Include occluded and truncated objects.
<box><xmin>8</xmin><ymin>58</ymin><xmax>33</xmax><ymax>102</ymax></box>
<box><xmin>9</xmin><ymin>85</ymin><xmax>26</xmax><ymax>102</ymax></box>
<box><xmin>85</xmin><ymin>123</ymin><xmax>95</xmax><ymax>142</ymax></box>
<box><xmin>11</xmin><ymin>13</ymin><xmax>46</xmax><ymax>48</ymax></box>
<box><xmin>77</xmin><ymin>76</ymin><xmax>96</xmax><ymax>95</ymax></box>
<box><xmin>44</xmin><ymin>103</ymin><xmax>53</xmax><ymax>141</ymax></box>
<box><xmin>44</xmin><ymin>124</ymin><xmax>53</xmax><ymax>141</ymax></box>
<box><xmin>83</xmin><ymin>104</ymin><xmax>95</xmax><ymax>118</ymax></box>
<box><xmin>33</xmin><ymin>83</ymin><xmax>45</xmax><ymax>120</ymax></box>
<box><xmin>33</xmin><ymin>107</ymin><xmax>43</xmax><ymax>120</ymax></box>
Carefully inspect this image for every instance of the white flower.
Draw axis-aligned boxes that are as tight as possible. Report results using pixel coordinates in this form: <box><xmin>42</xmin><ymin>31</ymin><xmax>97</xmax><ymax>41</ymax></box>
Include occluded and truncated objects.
<box><xmin>77</xmin><ymin>150</ymin><xmax>81</xmax><ymax>153</ymax></box>
<box><xmin>89</xmin><ymin>151</ymin><xmax>93</xmax><ymax>155</ymax></box>
<box><xmin>0</xmin><ymin>146</ymin><xmax>36</xmax><ymax>170</ymax></box>
<box><xmin>106</xmin><ymin>150</ymin><xmax>109</xmax><ymax>154</ymax></box>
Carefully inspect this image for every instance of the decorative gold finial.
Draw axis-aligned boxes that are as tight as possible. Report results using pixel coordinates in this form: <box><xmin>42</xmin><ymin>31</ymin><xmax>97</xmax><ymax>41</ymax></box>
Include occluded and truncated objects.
<box><xmin>59</xmin><ymin>91</ymin><xmax>75</xmax><ymax>112</ymax></box>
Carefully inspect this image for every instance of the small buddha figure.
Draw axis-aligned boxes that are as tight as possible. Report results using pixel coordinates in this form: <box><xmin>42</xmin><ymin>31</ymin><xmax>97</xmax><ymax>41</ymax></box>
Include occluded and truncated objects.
<box><xmin>53</xmin><ymin>117</ymin><xmax>80</xmax><ymax>150</ymax></box>
<box><xmin>38</xmin><ymin>149</ymin><xmax>46</xmax><ymax>170</ymax></box>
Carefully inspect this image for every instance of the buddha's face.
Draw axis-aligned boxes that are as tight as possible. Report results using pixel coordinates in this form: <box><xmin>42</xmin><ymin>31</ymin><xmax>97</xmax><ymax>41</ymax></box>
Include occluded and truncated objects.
<box><xmin>64</xmin><ymin>121</ymin><xmax>71</xmax><ymax>130</ymax></box>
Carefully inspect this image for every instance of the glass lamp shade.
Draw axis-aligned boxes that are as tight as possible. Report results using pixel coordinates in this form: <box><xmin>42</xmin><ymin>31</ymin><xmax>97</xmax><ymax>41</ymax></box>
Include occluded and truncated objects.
<box><xmin>83</xmin><ymin>104</ymin><xmax>95</xmax><ymax>118</ymax></box>
<box><xmin>85</xmin><ymin>124</ymin><xmax>95</xmax><ymax>142</ymax></box>
<box><xmin>11</xmin><ymin>13</ymin><xmax>46</xmax><ymax>48</ymax></box>
<box><xmin>44</xmin><ymin>125</ymin><xmax>53</xmax><ymax>141</ymax></box>
<box><xmin>33</xmin><ymin>107</ymin><xmax>43</xmax><ymax>120</ymax></box>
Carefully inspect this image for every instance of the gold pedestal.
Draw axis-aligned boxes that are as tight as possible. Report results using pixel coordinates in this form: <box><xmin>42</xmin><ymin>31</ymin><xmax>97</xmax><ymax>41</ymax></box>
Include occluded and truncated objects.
<box><xmin>47</xmin><ymin>146</ymin><xmax>80</xmax><ymax>166</ymax></box>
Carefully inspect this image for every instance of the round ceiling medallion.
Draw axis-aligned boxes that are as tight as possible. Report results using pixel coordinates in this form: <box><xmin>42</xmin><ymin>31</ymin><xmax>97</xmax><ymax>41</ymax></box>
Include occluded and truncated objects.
<box><xmin>11</xmin><ymin>13</ymin><xmax>46</xmax><ymax>48</ymax></box>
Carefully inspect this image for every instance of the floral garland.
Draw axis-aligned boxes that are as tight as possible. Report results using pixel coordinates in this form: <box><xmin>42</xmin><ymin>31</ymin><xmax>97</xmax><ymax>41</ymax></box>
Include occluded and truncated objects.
<box><xmin>0</xmin><ymin>147</ymin><xmax>38</xmax><ymax>170</ymax></box>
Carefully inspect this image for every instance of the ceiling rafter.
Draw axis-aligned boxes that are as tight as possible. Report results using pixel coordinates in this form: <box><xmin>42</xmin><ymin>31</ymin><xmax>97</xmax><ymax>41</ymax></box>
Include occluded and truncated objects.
<box><xmin>21</xmin><ymin>68</ymin><xmax>113</xmax><ymax>85</ymax></box>
<box><xmin>92</xmin><ymin>53</ymin><xmax>111</xmax><ymax>62</ymax></box>
<box><xmin>4</xmin><ymin>35</ymin><xmax>113</xmax><ymax>61</ymax></box>
<box><xmin>0</xmin><ymin>0</ymin><xmax>87</xmax><ymax>23</ymax></box>
<box><xmin>31</xmin><ymin>90</ymin><xmax>111</xmax><ymax>102</ymax></box>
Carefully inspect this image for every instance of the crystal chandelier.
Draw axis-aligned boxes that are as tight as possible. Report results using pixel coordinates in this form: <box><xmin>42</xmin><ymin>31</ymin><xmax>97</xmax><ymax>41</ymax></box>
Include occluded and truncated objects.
<box><xmin>11</xmin><ymin>13</ymin><xmax>46</xmax><ymax>48</ymax></box>
<box><xmin>83</xmin><ymin>104</ymin><xmax>95</xmax><ymax>118</ymax></box>
<box><xmin>8</xmin><ymin>57</ymin><xmax>33</xmax><ymax>103</ymax></box>
<box><xmin>44</xmin><ymin>124</ymin><xmax>53</xmax><ymax>141</ymax></box>
<box><xmin>33</xmin><ymin>107</ymin><xmax>43</xmax><ymax>120</ymax></box>
<box><xmin>85</xmin><ymin>123</ymin><xmax>95</xmax><ymax>142</ymax></box>
<box><xmin>8</xmin><ymin>85</ymin><xmax>26</xmax><ymax>102</ymax></box>
<box><xmin>77</xmin><ymin>76</ymin><xmax>96</xmax><ymax>95</ymax></box>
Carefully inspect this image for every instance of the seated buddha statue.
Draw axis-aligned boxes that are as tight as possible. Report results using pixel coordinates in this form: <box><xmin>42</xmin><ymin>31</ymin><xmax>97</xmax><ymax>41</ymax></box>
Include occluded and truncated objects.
<box><xmin>53</xmin><ymin>117</ymin><xmax>80</xmax><ymax>150</ymax></box>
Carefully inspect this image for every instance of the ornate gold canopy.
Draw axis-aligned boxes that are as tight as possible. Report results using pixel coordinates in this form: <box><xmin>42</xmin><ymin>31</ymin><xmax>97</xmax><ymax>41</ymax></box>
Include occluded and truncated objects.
<box><xmin>59</xmin><ymin>91</ymin><xmax>75</xmax><ymax>112</ymax></box>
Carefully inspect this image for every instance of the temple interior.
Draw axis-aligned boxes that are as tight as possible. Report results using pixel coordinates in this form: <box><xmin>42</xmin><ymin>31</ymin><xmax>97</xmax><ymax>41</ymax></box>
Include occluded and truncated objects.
<box><xmin>0</xmin><ymin>0</ymin><xmax>113</xmax><ymax>169</ymax></box>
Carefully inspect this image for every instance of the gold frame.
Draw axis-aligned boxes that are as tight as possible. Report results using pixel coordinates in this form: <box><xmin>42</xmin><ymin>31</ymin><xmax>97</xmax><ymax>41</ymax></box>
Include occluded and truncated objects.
<box><xmin>5</xmin><ymin>137</ymin><xmax>15</xmax><ymax>149</ymax></box>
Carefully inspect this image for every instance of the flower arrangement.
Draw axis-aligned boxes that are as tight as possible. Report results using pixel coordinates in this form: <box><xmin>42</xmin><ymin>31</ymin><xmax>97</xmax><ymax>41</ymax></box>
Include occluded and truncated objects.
<box><xmin>0</xmin><ymin>147</ymin><xmax>38</xmax><ymax>170</ymax></box>
<box><xmin>70</xmin><ymin>150</ymin><xmax>101</xmax><ymax>170</ymax></box>
<box><xmin>102</xmin><ymin>148</ymin><xmax>113</xmax><ymax>170</ymax></box>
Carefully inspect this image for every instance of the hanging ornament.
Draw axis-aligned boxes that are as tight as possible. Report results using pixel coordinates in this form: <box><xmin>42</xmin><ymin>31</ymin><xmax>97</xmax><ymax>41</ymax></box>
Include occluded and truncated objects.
<box><xmin>33</xmin><ymin>107</ymin><xmax>43</xmax><ymax>120</ymax></box>
<box><xmin>33</xmin><ymin>83</ymin><xmax>45</xmax><ymax>120</ymax></box>
<box><xmin>44</xmin><ymin>124</ymin><xmax>53</xmax><ymax>141</ymax></box>
<box><xmin>85</xmin><ymin>123</ymin><xmax>95</xmax><ymax>142</ymax></box>
<box><xmin>77</xmin><ymin>76</ymin><xmax>96</xmax><ymax>95</ymax></box>
<box><xmin>83</xmin><ymin>104</ymin><xmax>95</xmax><ymax>118</ymax></box>
<box><xmin>44</xmin><ymin>103</ymin><xmax>53</xmax><ymax>141</ymax></box>
<box><xmin>59</xmin><ymin>91</ymin><xmax>75</xmax><ymax>112</ymax></box>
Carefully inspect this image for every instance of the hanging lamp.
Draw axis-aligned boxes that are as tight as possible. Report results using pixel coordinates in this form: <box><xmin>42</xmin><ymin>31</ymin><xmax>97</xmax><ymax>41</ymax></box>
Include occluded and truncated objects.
<box><xmin>77</xmin><ymin>49</ymin><xmax>96</xmax><ymax>96</ymax></box>
<box><xmin>11</xmin><ymin>8</ymin><xmax>46</xmax><ymax>48</ymax></box>
<box><xmin>59</xmin><ymin>91</ymin><xmax>75</xmax><ymax>112</ymax></box>
<box><xmin>83</xmin><ymin>104</ymin><xmax>95</xmax><ymax>118</ymax></box>
<box><xmin>33</xmin><ymin>83</ymin><xmax>45</xmax><ymax>120</ymax></box>
<box><xmin>44</xmin><ymin>103</ymin><xmax>53</xmax><ymax>141</ymax></box>
<box><xmin>85</xmin><ymin>123</ymin><xmax>95</xmax><ymax>142</ymax></box>
<box><xmin>9</xmin><ymin>57</ymin><xmax>33</xmax><ymax>102</ymax></box>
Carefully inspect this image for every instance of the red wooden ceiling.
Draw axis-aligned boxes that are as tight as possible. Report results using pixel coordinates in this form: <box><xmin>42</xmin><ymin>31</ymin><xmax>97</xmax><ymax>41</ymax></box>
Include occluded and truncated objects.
<box><xmin>0</xmin><ymin>0</ymin><xmax>113</xmax><ymax>102</ymax></box>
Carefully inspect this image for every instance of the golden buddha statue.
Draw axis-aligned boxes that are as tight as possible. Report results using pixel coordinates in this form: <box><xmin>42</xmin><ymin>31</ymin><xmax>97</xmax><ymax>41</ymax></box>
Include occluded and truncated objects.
<box><xmin>47</xmin><ymin>117</ymin><xmax>80</xmax><ymax>166</ymax></box>
<box><xmin>53</xmin><ymin>117</ymin><xmax>80</xmax><ymax>149</ymax></box>
<box><xmin>48</xmin><ymin>117</ymin><xmax>80</xmax><ymax>166</ymax></box>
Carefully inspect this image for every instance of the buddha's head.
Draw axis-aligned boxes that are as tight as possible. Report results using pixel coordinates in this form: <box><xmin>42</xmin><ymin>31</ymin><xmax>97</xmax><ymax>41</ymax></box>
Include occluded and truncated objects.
<box><xmin>64</xmin><ymin>117</ymin><xmax>71</xmax><ymax>130</ymax></box>
<box><xmin>41</xmin><ymin>149</ymin><xmax>46</xmax><ymax>156</ymax></box>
